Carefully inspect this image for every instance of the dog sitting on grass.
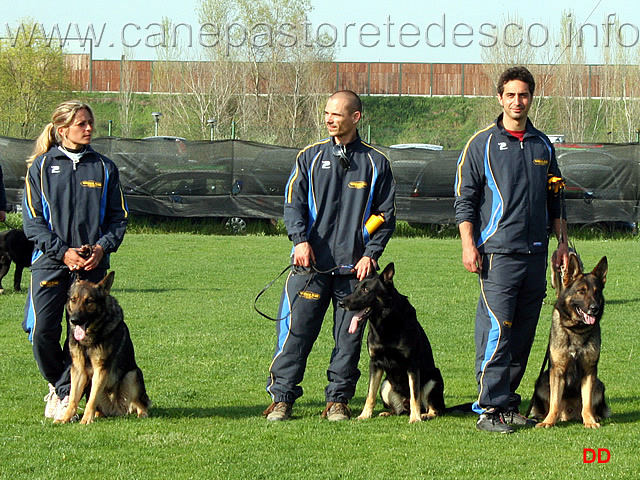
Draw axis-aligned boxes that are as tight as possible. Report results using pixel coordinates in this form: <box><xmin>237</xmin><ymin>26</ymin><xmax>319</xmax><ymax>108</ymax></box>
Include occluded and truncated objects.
<box><xmin>55</xmin><ymin>272</ymin><xmax>151</xmax><ymax>424</ymax></box>
<box><xmin>340</xmin><ymin>263</ymin><xmax>445</xmax><ymax>423</ymax></box>
<box><xmin>530</xmin><ymin>255</ymin><xmax>610</xmax><ymax>428</ymax></box>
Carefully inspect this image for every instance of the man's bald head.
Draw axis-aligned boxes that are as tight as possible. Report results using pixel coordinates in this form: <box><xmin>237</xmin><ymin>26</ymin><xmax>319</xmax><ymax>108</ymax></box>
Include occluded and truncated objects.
<box><xmin>329</xmin><ymin>90</ymin><xmax>362</xmax><ymax>115</ymax></box>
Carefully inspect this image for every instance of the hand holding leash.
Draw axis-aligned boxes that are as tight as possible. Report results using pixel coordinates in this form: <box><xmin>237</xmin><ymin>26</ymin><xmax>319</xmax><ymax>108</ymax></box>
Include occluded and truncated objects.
<box><xmin>552</xmin><ymin>241</ymin><xmax>570</xmax><ymax>272</ymax></box>
<box><xmin>63</xmin><ymin>244</ymin><xmax>102</xmax><ymax>271</ymax></box>
<box><xmin>548</xmin><ymin>174</ymin><xmax>569</xmax><ymax>272</ymax></box>
<box><xmin>82</xmin><ymin>244</ymin><xmax>104</xmax><ymax>271</ymax></box>
<box><xmin>64</xmin><ymin>247</ymin><xmax>88</xmax><ymax>271</ymax></box>
<box><xmin>293</xmin><ymin>241</ymin><xmax>316</xmax><ymax>268</ymax></box>
<box><xmin>353</xmin><ymin>256</ymin><xmax>377</xmax><ymax>280</ymax></box>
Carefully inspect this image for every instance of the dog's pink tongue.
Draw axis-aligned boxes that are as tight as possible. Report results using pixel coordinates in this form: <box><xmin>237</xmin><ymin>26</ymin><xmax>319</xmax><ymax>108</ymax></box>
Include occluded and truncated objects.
<box><xmin>581</xmin><ymin>311</ymin><xmax>596</xmax><ymax>325</ymax></box>
<box><xmin>348</xmin><ymin>311</ymin><xmax>366</xmax><ymax>334</ymax></box>
<box><xmin>74</xmin><ymin>325</ymin><xmax>86</xmax><ymax>341</ymax></box>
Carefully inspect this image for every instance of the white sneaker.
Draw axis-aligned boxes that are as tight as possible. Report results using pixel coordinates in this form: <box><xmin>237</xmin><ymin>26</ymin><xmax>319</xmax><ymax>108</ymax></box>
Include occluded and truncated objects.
<box><xmin>53</xmin><ymin>395</ymin><xmax>79</xmax><ymax>422</ymax></box>
<box><xmin>44</xmin><ymin>384</ymin><xmax>60</xmax><ymax>419</ymax></box>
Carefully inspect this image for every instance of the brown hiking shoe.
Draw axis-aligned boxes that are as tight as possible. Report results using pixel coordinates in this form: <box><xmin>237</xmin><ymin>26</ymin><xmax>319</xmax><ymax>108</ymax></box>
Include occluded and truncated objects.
<box><xmin>263</xmin><ymin>402</ymin><xmax>292</xmax><ymax>421</ymax></box>
<box><xmin>322</xmin><ymin>402</ymin><xmax>351</xmax><ymax>421</ymax></box>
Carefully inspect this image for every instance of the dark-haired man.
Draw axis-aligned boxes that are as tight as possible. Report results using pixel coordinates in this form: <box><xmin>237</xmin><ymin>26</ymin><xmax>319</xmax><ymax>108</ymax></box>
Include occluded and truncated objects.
<box><xmin>263</xmin><ymin>90</ymin><xmax>396</xmax><ymax>421</ymax></box>
<box><xmin>455</xmin><ymin>66</ymin><xmax>569</xmax><ymax>433</ymax></box>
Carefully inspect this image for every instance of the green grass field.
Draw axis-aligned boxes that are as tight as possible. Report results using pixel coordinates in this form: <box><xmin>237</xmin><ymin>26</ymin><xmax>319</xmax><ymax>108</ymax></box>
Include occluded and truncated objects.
<box><xmin>1</xmin><ymin>234</ymin><xmax>639</xmax><ymax>479</ymax></box>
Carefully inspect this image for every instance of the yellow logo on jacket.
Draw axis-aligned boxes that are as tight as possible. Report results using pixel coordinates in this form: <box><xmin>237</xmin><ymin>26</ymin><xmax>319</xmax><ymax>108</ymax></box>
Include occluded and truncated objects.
<box><xmin>348</xmin><ymin>181</ymin><xmax>368</xmax><ymax>189</ymax></box>
<box><xmin>298</xmin><ymin>291</ymin><xmax>321</xmax><ymax>300</ymax></box>
<box><xmin>40</xmin><ymin>281</ymin><xmax>60</xmax><ymax>288</ymax></box>
<box><xmin>533</xmin><ymin>158</ymin><xmax>549</xmax><ymax>166</ymax></box>
<box><xmin>81</xmin><ymin>180</ymin><xmax>103</xmax><ymax>188</ymax></box>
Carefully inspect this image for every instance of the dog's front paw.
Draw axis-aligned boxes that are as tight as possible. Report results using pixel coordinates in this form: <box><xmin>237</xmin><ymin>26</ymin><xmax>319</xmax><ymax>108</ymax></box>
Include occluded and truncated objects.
<box><xmin>408</xmin><ymin>415</ymin><xmax>422</xmax><ymax>424</ymax></box>
<box><xmin>80</xmin><ymin>412</ymin><xmax>96</xmax><ymax>425</ymax></box>
<box><xmin>53</xmin><ymin>408</ymin><xmax>78</xmax><ymax>424</ymax></box>
<box><xmin>53</xmin><ymin>415</ymin><xmax>75</xmax><ymax>424</ymax></box>
<box><xmin>357</xmin><ymin>411</ymin><xmax>373</xmax><ymax>420</ymax></box>
<box><xmin>535</xmin><ymin>421</ymin><xmax>555</xmax><ymax>428</ymax></box>
<box><xmin>584</xmin><ymin>421</ymin><xmax>601</xmax><ymax>429</ymax></box>
<box><xmin>583</xmin><ymin>412</ymin><xmax>601</xmax><ymax>428</ymax></box>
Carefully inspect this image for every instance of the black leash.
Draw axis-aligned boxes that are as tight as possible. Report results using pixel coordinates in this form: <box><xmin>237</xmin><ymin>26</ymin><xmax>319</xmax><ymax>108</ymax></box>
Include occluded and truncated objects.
<box><xmin>254</xmin><ymin>264</ymin><xmax>346</xmax><ymax>322</ymax></box>
<box><xmin>253</xmin><ymin>264</ymin><xmax>295</xmax><ymax>321</ymax></box>
<box><xmin>525</xmin><ymin>176</ymin><xmax>567</xmax><ymax>418</ymax></box>
<box><xmin>525</xmin><ymin>344</ymin><xmax>550</xmax><ymax>418</ymax></box>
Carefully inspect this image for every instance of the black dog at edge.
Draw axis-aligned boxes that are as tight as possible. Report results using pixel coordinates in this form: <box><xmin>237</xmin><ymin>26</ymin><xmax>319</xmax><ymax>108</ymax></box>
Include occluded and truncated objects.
<box><xmin>0</xmin><ymin>229</ymin><xmax>33</xmax><ymax>292</ymax></box>
<box><xmin>339</xmin><ymin>263</ymin><xmax>446</xmax><ymax>423</ymax></box>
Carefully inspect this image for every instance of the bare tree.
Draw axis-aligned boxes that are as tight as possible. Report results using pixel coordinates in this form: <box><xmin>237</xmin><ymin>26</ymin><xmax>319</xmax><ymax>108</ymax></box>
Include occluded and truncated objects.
<box><xmin>549</xmin><ymin>10</ymin><xmax>591</xmax><ymax>143</ymax></box>
<box><xmin>118</xmin><ymin>47</ymin><xmax>138</xmax><ymax>138</ymax></box>
<box><xmin>596</xmin><ymin>18</ymin><xmax>640</xmax><ymax>143</ymax></box>
<box><xmin>151</xmin><ymin>16</ymin><xmax>241</xmax><ymax>140</ymax></box>
<box><xmin>484</xmin><ymin>11</ymin><xmax>640</xmax><ymax>143</ymax></box>
<box><xmin>197</xmin><ymin>0</ymin><xmax>334</xmax><ymax>146</ymax></box>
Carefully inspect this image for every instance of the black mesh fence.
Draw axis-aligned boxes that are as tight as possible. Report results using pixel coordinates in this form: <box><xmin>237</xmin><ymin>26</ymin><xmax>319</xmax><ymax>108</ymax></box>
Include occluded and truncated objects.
<box><xmin>1</xmin><ymin>136</ymin><xmax>638</xmax><ymax>228</ymax></box>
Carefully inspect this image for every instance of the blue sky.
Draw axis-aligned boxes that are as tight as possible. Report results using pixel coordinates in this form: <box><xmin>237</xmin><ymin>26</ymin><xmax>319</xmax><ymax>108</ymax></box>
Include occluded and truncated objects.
<box><xmin>4</xmin><ymin>0</ymin><xmax>639</xmax><ymax>64</ymax></box>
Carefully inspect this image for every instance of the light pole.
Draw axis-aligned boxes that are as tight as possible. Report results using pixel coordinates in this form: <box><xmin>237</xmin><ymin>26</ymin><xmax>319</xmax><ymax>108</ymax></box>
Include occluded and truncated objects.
<box><xmin>207</xmin><ymin>118</ymin><xmax>217</xmax><ymax>141</ymax></box>
<box><xmin>151</xmin><ymin>112</ymin><xmax>162</xmax><ymax>136</ymax></box>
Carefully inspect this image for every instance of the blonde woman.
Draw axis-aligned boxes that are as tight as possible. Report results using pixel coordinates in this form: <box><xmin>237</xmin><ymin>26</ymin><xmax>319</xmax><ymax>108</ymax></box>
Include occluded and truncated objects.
<box><xmin>22</xmin><ymin>100</ymin><xmax>128</xmax><ymax>421</ymax></box>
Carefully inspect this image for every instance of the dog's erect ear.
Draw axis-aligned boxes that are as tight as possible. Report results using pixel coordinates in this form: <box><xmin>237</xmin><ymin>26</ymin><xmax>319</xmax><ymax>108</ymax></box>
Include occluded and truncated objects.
<box><xmin>98</xmin><ymin>271</ymin><xmax>115</xmax><ymax>295</ymax></box>
<box><xmin>592</xmin><ymin>256</ymin><xmax>608</xmax><ymax>287</ymax></box>
<box><xmin>381</xmin><ymin>262</ymin><xmax>395</xmax><ymax>286</ymax></box>
<box><xmin>563</xmin><ymin>253</ymin><xmax>583</xmax><ymax>288</ymax></box>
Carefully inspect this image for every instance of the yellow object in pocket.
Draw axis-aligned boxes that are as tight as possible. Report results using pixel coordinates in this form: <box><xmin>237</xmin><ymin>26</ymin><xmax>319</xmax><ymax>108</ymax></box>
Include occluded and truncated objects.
<box><xmin>365</xmin><ymin>213</ymin><xmax>385</xmax><ymax>234</ymax></box>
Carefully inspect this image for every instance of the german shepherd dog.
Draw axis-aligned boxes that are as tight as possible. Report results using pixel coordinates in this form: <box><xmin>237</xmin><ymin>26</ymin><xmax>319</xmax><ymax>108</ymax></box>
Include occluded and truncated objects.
<box><xmin>55</xmin><ymin>272</ymin><xmax>151</xmax><ymax>424</ymax></box>
<box><xmin>339</xmin><ymin>263</ymin><xmax>445</xmax><ymax>423</ymax></box>
<box><xmin>0</xmin><ymin>229</ymin><xmax>33</xmax><ymax>292</ymax></box>
<box><xmin>530</xmin><ymin>255</ymin><xmax>610</xmax><ymax>428</ymax></box>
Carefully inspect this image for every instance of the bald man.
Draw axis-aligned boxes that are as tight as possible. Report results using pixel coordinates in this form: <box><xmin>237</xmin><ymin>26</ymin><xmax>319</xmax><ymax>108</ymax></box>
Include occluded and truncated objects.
<box><xmin>263</xmin><ymin>90</ymin><xmax>397</xmax><ymax>421</ymax></box>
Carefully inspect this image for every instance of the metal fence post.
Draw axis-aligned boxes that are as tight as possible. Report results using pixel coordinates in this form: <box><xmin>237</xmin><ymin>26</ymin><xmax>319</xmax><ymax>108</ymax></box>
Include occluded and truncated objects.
<box><xmin>89</xmin><ymin>39</ymin><xmax>93</xmax><ymax>92</ymax></box>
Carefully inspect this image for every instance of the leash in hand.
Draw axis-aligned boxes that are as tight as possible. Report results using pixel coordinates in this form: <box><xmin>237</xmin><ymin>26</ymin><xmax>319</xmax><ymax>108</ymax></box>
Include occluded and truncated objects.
<box><xmin>254</xmin><ymin>264</ymin><xmax>347</xmax><ymax>321</ymax></box>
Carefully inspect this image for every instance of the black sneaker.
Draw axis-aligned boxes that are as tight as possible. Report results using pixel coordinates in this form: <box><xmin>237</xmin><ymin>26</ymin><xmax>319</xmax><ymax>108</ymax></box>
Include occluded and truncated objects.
<box><xmin>503</xmin><ymin>410</ymin><xmax>537</xmax><ymax>426</ymax></box>
<box><xmin>476</xmin><ymin>411</ymin><xmax>514</xmax><ymax>433</ymax></box>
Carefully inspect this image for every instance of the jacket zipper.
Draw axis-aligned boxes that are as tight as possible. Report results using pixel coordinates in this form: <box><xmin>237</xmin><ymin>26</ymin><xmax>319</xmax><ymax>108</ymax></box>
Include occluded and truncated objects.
<box><xmin>520</xmin><ymin>138</ymin><xmax>533</xmax><ymax>253</ymax></box>
<box><xmin>333</xmin><ymin>154</ymin><xmax>344</xmax><ymax>273</ymax></box>
<box><xmin>71</xmin><ymin>158</ymin><xmax>78</xmax><ymax>248</ymax></box>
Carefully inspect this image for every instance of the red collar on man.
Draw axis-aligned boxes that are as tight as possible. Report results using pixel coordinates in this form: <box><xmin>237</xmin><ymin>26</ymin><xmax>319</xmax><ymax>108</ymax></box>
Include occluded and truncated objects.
<box><xmin>505</xmin><ymin>128</ymin><xmax>525</xmax><ymax>142</ymax></box>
